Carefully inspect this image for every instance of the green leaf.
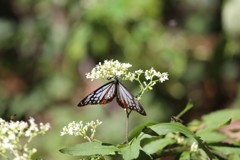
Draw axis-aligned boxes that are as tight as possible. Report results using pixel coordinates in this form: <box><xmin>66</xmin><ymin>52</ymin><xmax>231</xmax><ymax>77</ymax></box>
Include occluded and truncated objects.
<box><xmin>136</xmin><ymin>150</ymin><xmax>152</xmax><ymax>160</ymax></box>
<box><xmin>200</xmin><ymin>109</ymin><xmax>240</xmax><ymax>132</ymax></box>
<box><xmin>119</xmin><ymin>137</ymin><xmax>142</xmax><ymax>160</ymax></box>
<box><xmin>212</xmin><ymin>146</ymin><xmax>240</xmax><ymax>156</ymax></box>
<box><xmin>179</xmin><ymin>151</ymin><xmax>191</xmax><ymax>160</ymax></box>
<box><xmin>197</xmin><ymin>131</ymin><xmax>228</xmax><ymax>143</ymax></box>
<box><xmin>148</xmin><ymin>123</ymin><xmax>194</xmax><ymax>138</ymax></box>
<box><xmin>128</xmin><ymin>122</ymin><xmax>155</xmax><ymax>140</ymax></box>
<box><xmin>142</xmin><ymin>137</ymin><xmax>176</xmax><ymax>154</ymax></box>
<box><xmin>59</xmin><ymin>142</ymin><xmax>119</xmax><ymax>156</ymax></box>
<box><xmin>148</xmin><ymin>122</ymin><xmax>215</xmax><ymax>160</ymax></box>
<box><xmin>211</xmin><ymin>146</ymin><xmax>240</xmax><ymax>160</ymax></box>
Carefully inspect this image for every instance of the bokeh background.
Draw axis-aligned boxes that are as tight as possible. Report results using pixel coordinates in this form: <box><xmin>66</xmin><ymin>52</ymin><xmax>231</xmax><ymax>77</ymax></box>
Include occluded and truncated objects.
<box><xmin>1</xmin><ymin>0</ymin><xmax>240</xmax><ymax>159</ymax></box>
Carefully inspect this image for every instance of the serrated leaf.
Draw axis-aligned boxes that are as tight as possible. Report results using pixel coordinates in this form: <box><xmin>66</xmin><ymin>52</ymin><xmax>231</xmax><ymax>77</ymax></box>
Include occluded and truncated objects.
<box><xmin>59</xmin><ymin>142</ymin><xmax>119</xmax><ymax>156</ymax></box>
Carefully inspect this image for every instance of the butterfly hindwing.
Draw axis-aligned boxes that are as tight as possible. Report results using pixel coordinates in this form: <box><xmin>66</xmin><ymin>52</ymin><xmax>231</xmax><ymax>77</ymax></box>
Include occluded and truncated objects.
<box><xmin>78</xmin><ymin>81</ymin><xmax>116</xmax><ymax>106</ymax></box>
<box><xmin>116</xmin><ymin>81</ymin><xmax>146</xmax><ymax>116</ymax></box>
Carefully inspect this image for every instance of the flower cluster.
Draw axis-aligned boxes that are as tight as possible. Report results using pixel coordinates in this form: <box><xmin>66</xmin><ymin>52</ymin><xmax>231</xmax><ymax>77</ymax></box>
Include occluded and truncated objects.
<box><xmin>85</xmin><ymin>60</ymin><xmax>169</xmax><ymax>99</ymax></box>
<box><xmin>0</xmin><ymin>117</ymin><xmax>50</xmax><ymax>160</ymax></box>
<box><xmin>135</xmin><ymin>67</ymin><xmax>169</xmax><ymax>99</ymax></box>
<box><xmin>60</xmin><ymin>120</ymin><xmax>102</xmax><ymax>142</ymax></box>
<box><xmin>143</xmin><ymin>67</ymin><xmax>169</xmax><ymax>83</ymax></box>
<box><xmin>190</xmin><ymin>141</ymin><xmax>199</xmax><ymax>152</ymax></box>
<box><xmin>86</xmin><ymin>60</ymin><xmax>132</xmax><ymax>80</ymax></box>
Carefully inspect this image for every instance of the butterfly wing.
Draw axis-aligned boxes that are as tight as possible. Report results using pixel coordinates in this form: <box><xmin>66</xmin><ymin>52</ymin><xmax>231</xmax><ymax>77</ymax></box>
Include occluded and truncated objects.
<box><xmin>78</xmin><ymin>81</ymin><xmax>117</xmax><ymax>107</ymax></box>
<box><xmin>116</xmin><ymin>81</ymin><xmax>146</xmax><ymax>116</ymax></box>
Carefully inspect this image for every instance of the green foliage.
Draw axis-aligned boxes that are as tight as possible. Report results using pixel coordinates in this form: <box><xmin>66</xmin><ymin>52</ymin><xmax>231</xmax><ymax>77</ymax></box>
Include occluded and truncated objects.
<box><xmin>60</xmin><ymin>107</ymin><xmax>240</xmax><ymax>160</ymax></box>
<box><xmin>119</xmin><ymin>138</ymin><xmax>142</xmax><ymax>160</ymax></box>
<box><xmin>60</xmin><ymin>142</ymin><xmax>119</xmax><ymax>156</ymax></box>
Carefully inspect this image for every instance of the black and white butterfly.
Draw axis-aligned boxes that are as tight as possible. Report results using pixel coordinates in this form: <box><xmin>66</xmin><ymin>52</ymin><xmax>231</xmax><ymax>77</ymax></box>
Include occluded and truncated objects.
<box><xmin>78</xmin><ymin>77</ymin><xmax>146</xmax><ymax>116</ymax></box>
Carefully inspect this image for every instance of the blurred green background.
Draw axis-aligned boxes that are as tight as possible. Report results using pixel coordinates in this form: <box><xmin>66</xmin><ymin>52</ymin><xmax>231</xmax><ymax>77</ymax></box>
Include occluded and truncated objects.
<box><xmin>0</xmin><ymin>0</ymin><xmax>240</xmax><ymax>159</ymax></box>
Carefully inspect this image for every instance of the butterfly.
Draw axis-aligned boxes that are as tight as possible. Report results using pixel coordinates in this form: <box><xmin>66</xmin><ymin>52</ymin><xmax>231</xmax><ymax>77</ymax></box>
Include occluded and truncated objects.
<box><xmin>78</xmin><ymin>77</ymin><xmax>146</xmax><ymax>116</ymax></box>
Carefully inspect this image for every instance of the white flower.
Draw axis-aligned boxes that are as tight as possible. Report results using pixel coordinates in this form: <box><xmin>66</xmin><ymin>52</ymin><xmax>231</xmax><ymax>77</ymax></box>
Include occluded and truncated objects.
<box><xmin>86</xmin><ymin>60</ymin><xmax>132</xmax><ymax>81</ymax></box>
<box><xmin>60</xmin><ymin>131</ymin><xmax>65</xmax><ymax>136</ymax></box>
<box><xmin>60</xmin><ymin>120</ymin><xmax>103</xmax><ymax>141</ymax></box>
<box><xmin>159</xmin><ymin>72</ymin><xmax>169</xmax><ymax>83</ymax></box>
<box><xmin>0</xmin><ymin>117</ymin><xmax>50</xmax><ymax>159</ymax></box>
<box><xmin>190</xmin><ymin>142</ymin><xmax>199</xmax><ymax>152</ymax></box>
<box><xmin>84</xmin><ymin>59</ymin><xmax>169</xmax><ymax>100</ymax></box>
<box><xmin>1</xmin><ymin>126</ymin><xmax>8</xmax><ymax>134</ymax></box>
<box><xmin>135</xmin><ymin>69</ymin><xmax>143</xmax><ymax>74</ymax></box>
<box><xmin>9</xmin><ymin>133</ymin><xmax>16</xmax><ymax>140</ymax></box>
<box><xmin>40</xmin><ymin>122</ymin><xmax>50</xmax><ymax>133</ymax></box>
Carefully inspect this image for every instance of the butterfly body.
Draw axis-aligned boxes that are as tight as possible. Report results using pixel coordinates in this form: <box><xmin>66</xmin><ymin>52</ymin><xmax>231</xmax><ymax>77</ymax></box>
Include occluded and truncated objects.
<box><xmin>78</xmin><ymin>78</ymin><xmax>146</xmax><ymax>116</ymax></box>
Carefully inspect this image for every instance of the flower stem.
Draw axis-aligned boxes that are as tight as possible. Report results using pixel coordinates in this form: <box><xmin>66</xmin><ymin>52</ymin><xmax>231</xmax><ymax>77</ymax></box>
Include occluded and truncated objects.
<box><xmin>125</xmin><ymin>109</ymin><xmax>132</xmax><ymax>144</ymax></box>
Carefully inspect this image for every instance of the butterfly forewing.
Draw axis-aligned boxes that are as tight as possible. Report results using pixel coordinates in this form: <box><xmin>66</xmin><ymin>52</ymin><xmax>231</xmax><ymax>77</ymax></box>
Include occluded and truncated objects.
<box><xmin>78</xmin><ymin>81</ymin><xmax>116</xmax><ymax>106</ymax></box>
<box><xmin>116</xmin><ymin>81</ymin><xmax>146</xmax><ymax>116</ymax></box>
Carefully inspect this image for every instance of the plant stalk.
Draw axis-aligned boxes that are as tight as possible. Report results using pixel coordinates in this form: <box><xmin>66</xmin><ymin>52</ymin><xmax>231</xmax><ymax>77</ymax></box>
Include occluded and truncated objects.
<box><xmin>125</xmin><ymin>109</ymin><xmax>132</xmax><ymax>144</ymax></box>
